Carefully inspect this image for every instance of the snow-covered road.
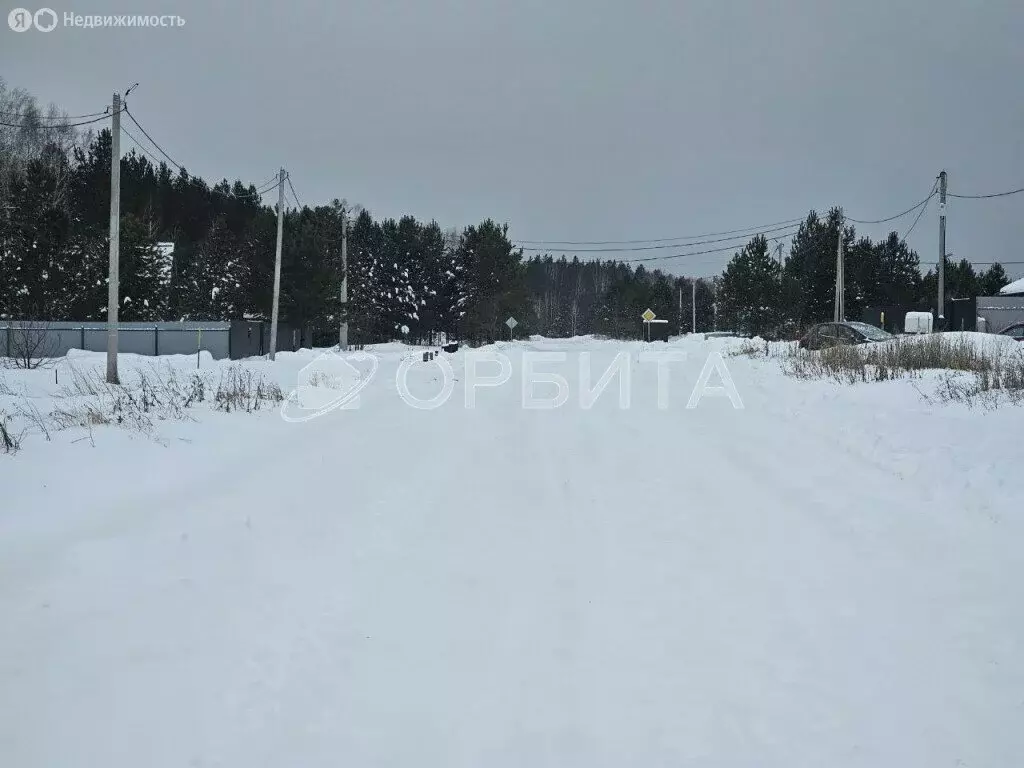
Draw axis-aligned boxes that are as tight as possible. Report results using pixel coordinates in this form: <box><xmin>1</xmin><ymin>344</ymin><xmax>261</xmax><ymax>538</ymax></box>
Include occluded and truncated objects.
<box><xmin>2</xmin><ymin>337</ymin><xmax>1021</xmax><ymax>767</ymax></box>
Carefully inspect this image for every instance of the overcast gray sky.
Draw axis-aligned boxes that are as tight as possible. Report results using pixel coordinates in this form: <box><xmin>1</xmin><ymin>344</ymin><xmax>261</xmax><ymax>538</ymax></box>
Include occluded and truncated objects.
<box><xmin>4</xmin><ymin>0</ymin><xmax>1023</xmax><ymax>278</ymax></box>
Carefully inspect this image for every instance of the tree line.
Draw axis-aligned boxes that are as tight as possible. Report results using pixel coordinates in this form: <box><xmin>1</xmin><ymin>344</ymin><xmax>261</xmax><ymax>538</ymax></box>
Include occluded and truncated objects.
<box><xmin>716</xmin><ymin>208</ymin><xmax>1009</xmax><ymax>336</ymax></box>
<box><xmin>1</xmin><ymin>80</ymin><xmax>1013</xmax><ymax>344</ymax></box>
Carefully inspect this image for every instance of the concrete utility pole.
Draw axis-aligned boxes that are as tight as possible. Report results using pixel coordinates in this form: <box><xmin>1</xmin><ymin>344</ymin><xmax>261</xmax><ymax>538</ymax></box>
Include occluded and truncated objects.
<box><xmin>678</xmin><ymin>284</ymin><xmax>683</xmax><ymax>336</ymax></box>
<box><xmin>269</xmin><ymin>168</ymin><xmax>285</xmax><ymax>360</ymax></box>
<box><xmin>834</xmin><ymin>208</ymin><xmax>845</xmax><ymax>322</ymax></box>
<box><xmin>937</xmin><ymin>169</ymin><xmax>948</xmax><ymax>329</ymax></box>
<box><xmin>691</xmin><ymin>280</ymin><xmax>696</xmax><ymax>334</ymax></box>
<box><xmin>340</xmin><ymin>206</ymin><xmax>348</xmax><ymax>350</ymax></box>
<box><xmin>106</xmin><ymin>92</ymin><xmax>121</xmax><ymax>384</ymax></box>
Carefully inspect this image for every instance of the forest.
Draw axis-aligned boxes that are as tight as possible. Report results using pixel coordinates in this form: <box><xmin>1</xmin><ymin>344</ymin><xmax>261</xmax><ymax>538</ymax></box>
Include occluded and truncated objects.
<box><xmin>1</xmin><ymin>79</ymin><xmax>1010</xmax><ymax>343</ymax></box>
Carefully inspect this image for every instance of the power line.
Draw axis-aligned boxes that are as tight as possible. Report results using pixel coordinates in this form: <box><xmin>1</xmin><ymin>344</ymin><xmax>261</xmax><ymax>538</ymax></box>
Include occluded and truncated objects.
<box><xmin>900</xmin><ymin>192</ymin><xmax>933</xmax><ymax>241</ymax></box>
<box><xmin>254</xmin><ymin>171</ymin><xmax>280</xmax><ymax>190</ymax></box>
<box><xmin>124</xmin><ymin>125</ymin><xmax>277</xmax><ymax>199</ymax></box>
<box><xmin>948</xmin><ymin>186</ymin><xmax>1024</xmax><ymax>199</ymax></box>
<box><xmin>0</xmin><ymin>108</ymin><xmax>110</xmax><ymax>121</ymax></box>
<box><xmin>123</xmin><ymin>106</ymin><xmax>278</xmax><ymax>202</ymax></box>
<box><xmin>255</xmin><ymin>176</ymin><xmax>283</xmax><ymax>195</ymax></box>
<box><xmin>286</xmin><ymin>173</ymin><xmax>302</xmax><ymax>209</ymax></box>
<box><xmin>121</xmin><ymin>125</ymin><xmax>166</xmax><ymax>167</ymax></box>
<box><xmin>122</xmin><ymin>106</ymin><xmax>184</xmax><ymax>171</ymax></box>
<box><xmin>613</xmin><ymin>221</ymin><xmax>854</xmax><ymax>266</ymax></box>
<box><xmin>619</xmin><ymin>239</ymin><xmax>784</xmax><ymax>265</ymax></box>
<box><xmin>517</xmin><ymin>184</ymin><xmax>941</xmax><ymax>250</ymax></box>
<box><xmin>518</xmin><ymin>222</ymin><xmax>801</xmax><ymax>253</ymax></box>
<box><xmin>0</xmin><ymin>109</ymin><xmax>122</xmax><ymax>130</ymax></box>
<box><xmin>513</xmin><ymin>216</ymin><xmax>804</xmax><ymax>246</ymax></box>
<box><xmin>846</xmin><ymin>184</ymin><xmax>937</xmax><ymax>224</ymax></box>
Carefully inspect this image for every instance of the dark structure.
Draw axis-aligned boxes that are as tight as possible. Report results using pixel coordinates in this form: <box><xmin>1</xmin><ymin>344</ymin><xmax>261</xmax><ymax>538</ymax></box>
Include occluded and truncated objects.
<box><xmin>644</xmin><ymin>320</ymin><xmax>671</xmax><ymax>342</ymax></box>
<box><xmin>946</xmin><ymin>298</ymin><xmax>977</xmax><ymax>332</ymax></box>
<box><xmin>228</xmin><ymin>320</ymin><xmax>313</xmax><ymax>358</ymax></box>
<box><xmin>862</xmin><ymin>306</ymin><xmax>915</xmax><ymax>334</ymax></box>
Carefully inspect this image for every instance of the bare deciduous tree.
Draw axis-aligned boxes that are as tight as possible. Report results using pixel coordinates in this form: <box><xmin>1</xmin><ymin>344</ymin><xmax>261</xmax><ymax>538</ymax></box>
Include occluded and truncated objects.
<box><xmin>3</xmin><ymin>319</ymin><xmax>58</xmax><ymax>369</ymax></box>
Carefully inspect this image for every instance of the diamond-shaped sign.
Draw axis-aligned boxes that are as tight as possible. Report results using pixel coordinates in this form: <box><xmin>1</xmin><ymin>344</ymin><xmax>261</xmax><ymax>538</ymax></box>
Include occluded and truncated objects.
<box><xmin>505</xmin><ymin>316</ymin><xmax>519</xmax><ymax>330</ymax></box>
<box><xmin>641</xmin><ymin>308</ymin><xmax>656</xmax><ymax>323</ymax></box>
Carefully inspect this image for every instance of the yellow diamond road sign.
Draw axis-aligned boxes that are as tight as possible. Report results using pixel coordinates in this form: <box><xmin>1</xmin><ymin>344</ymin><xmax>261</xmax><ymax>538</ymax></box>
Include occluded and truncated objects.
<box><xmin>641</xmin><ymin>308</ymin><xmax>656</xmax><ymax>322</ymax></box>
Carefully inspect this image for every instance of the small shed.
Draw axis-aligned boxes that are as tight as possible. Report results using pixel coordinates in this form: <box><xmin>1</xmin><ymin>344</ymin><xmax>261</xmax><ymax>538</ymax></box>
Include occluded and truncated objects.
<box><xmin>644</xmin><ymin>319</ymin><xmax>671</xmax><ymax>342</ymax></box>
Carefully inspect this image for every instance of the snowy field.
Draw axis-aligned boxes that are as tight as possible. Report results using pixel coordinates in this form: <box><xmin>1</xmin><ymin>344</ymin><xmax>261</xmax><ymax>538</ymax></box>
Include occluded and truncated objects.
<box><xmin>1</xmin><ymin>335</ymin><xmax>1022</xmax><ymax>767</ymax></box>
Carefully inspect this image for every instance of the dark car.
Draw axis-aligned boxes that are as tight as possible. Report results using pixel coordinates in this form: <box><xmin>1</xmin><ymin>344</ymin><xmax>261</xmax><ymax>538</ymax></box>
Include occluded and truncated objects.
<box><xmin>998</xmin><ymin>322</ymin><xmax>1024</xmax><ymax>341</ymax></box>
<box><xmin>798</xmin><ymin>321</ymin><xmax>894</xmax><ymax>350</ymax></box>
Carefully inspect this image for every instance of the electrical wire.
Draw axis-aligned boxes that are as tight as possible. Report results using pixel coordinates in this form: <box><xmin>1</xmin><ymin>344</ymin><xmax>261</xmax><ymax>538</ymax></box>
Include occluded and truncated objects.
<box><xmin>845</xmin><ymin>183</ymin><xmax>937</xmax><ymax>224</ymax></box>
<box><xmin>617</xmin><ymin>219</ymin><xmax>847</xmax><ymax>265</ymax></box>
<box><xmin>258</xmin><ymin>180</ymin><xmax>283</xmax><ymax>197</ymax></box>
<box><xmin>518</xmin><ymin>222</ymin><xmax>801</xmax><ymax>253</ymax></box>
<box><xmin>121</xmin><ymin>125</ymin><xmax>166</xmax><ymax>167</ymax></box>
<box><xmin>0</xmin><ymin>109</ymin><xmax>123</xmax><ymax>130</ymax></box>
<box><xmin>253</xmin><ymin>171</ymin><xmax>280</xmax><ymax>191</ymax></box>
<box><xmin>255</xmin><ymin>177</ymin><xmax>283</xmax><ymax>195</ymax></box>
<box><xmin>123</xmin><ymin>106</ymin><xmax>280</xmax><ymax>202</ymax></box>
<box><xmin>518</xmin><ymin>182</ymin><xmax>941</xmax><ymax>251</ymax></box>
<box><xmin>0</xmin><ymin>107</ymin><xmax>110</xmax><ymax>121</ymax></box>
<box><xmin>286</xmin><ymin>173</ymin><xmax>302</xmax><ymax>209</ymax></box>
<box><xmin>900</xmin><ymin>193</ymin><xmax>932</xmax><ymax>241</ymax></box>
<box><xmin>513</xmin><ymin>216</ymin><xmax>804</xmax><ymax>246</ymax></box>
<box><xmin>122</xmin><ymin>106</ymin><xmax>184</xmax><ymax>171</ymax></box>
<box><xmin>948</xmin><ymin>186</ymin><xmax>1024</xmax><ymax>199</ymax></box>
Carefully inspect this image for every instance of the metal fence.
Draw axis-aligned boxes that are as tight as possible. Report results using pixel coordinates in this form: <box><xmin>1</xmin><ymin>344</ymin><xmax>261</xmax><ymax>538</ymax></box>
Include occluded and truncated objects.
<box><xmin>976</xmin><ymin>297</ymin><xmax>1024</xmax><ymax>334</ymax></box>
<box><xmin>1</xmin><ymin>320</ymin><xmax>311</xmax><ymax>361</ymax></box>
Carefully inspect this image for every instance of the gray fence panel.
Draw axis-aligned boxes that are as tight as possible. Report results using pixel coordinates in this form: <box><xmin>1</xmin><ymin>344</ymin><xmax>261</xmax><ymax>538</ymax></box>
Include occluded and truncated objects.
<box><xmin>2</xmin><ymin>322</ymin><xmax>233</xmax><ymax>361</ymax></box>
<box><xmin>976</xmin><ymin>297</ymin><xmax>1024</xmax><ymax>334</ymax></box>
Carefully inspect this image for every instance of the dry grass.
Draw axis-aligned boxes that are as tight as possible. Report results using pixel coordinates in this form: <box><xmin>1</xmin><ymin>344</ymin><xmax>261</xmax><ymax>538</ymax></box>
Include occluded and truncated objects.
<box><xmin>7</xmin><ymin>362</ymin><xmax>284</xmax><ymax>452</ymax></box>
<box><xmin>0</xmin><ymin>410</ymin><xmax>22</xmax><ymax>454</ymax></box>
<box><xmin>784</xmin><ymin>334</ymin><xmax>1024</xmax><ymax>405</ymax></box>
<box><xmin>214</xmin><ymin>366</ymin><xmax>284</xmax><ymax>413</ymax></box>
<box><xmin>729</xmin><ymin>339</ymin><xmax>797</xmax><ymax>359</ymax></box>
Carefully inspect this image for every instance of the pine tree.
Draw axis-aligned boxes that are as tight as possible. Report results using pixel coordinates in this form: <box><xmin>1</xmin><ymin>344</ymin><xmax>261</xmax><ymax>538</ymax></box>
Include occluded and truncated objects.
<box><xmin>458</xmin><ymin>220</ymin><xmax>525</xmax><ymax>342</ymax></box>
<box><xmin>718</xmin><ymin>234</ymin><xmax>781</xmax><ymax>335</ymax></box>
<box><xmin>979</xmin><ymin>263</ymin><xmax>1009</xmax><ymax>296</ymax></box>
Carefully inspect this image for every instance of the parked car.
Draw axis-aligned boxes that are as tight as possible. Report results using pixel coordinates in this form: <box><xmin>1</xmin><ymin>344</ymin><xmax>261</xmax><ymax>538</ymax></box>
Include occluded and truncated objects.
<box><xmin>998</xmin><ymin>322</ymin><xmax>1024</xmax><ymax>341</ymax></box>
<box><xmin>798</xmin><ymin>321</ymin><xmax>894</xmax><ymax>350</ymax></box>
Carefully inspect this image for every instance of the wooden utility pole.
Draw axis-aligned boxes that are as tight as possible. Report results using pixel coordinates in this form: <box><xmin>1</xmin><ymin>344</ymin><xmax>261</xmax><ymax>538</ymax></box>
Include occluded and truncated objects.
<box><xmin>106</xmin><ymin>92</ymin><xmax>121</xmax><ymax>383</ymax></box>
<box><xmin>937</xmin><ymin>170</ymin><xmax>947</xmax><ymax>329</ymax></box>
<box><xmin>340</xmin><ymin>206</ymin><xmax>348</xmax><ymax>350</ymax></box>
<box><xmin>269</xmin><ymin>168</ymin><xmax>285</xmax><ymax>360</ymax></box>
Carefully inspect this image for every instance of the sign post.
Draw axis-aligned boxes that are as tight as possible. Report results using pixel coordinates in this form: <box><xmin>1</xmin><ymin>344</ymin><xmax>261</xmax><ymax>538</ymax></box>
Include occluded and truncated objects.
<box><xmin>641</xmin><ymin>308</ymin><xmax>656</xmax><ymax>342</ymax></box>
<box><xmin>505</xmin><ymin>316</ymin><xmax>518</xmax><ymax>341</ymax></box>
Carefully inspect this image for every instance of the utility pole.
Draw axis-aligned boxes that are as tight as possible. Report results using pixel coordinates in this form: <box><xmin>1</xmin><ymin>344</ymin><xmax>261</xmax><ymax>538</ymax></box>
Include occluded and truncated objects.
<box><xmin>937</xmin><ymin>169</ymin><xmax>947</xmax><ymax>330</ymax></box>
<box><xmin>691</xmin><ymin>280</ymin><xmax>696</xmax><ymax>334</ymax></box>
<box><xmin>340</xmin><ymin>206</ymin><xmax>348</xmax><ymax>350</ymax></box>
<box><xmin>678</xmin><ymin>283</ymin><xmax>683</xmax><ymax>336</ymax></box>
<box><xmin>834</xmin><ymin>208</ymin><xmax>845</xmax><ymax>322</ymax></box>
<box><xmin>106</xmin><ymin>92</ymin><xmax>121</xmax><ymax>384</ymax></box>
<box><xmin>269</xmin><ymin>168</ymin><xmax>285</xmax><ymax>360</ymax></box>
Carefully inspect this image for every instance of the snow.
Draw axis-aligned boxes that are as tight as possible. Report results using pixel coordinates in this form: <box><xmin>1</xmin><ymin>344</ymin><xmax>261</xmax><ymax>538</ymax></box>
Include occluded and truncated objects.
<box><xmin>998</xmin><ymin>276</ymin><xmax>1024</xmax><ymax>295</ymax></box>
<box><xmin>1</xmin><ymin>337</ymin><xmax>1023</xmax><ymax>767</ymax></box>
